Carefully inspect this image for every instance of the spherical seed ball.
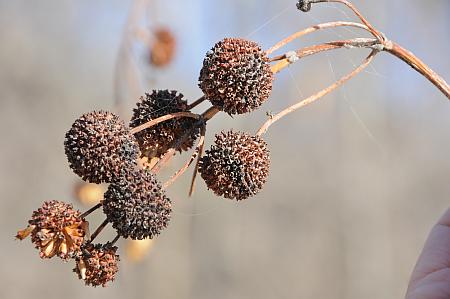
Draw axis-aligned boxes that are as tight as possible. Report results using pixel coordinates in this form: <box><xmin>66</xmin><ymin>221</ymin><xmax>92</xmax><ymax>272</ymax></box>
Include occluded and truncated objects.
<box><xmin>199</xmin><ymin>130</ymin><xmax>270</xmax><ymax>200</ymax></box>
<box><xmin>130</xmin><ymin>90</ymin><xmax>199</xmax><ymax>159</ymax></box>
<box><xmin>198</xmin><ymin>38</ymin><xmax>273</xmax><ymax>115</ymax></box>
<box><xmin>16</xmin><ymin>200</ymin><xmax>88</xmax><ymax>260</ymax></box>
<box><xmin>102</xmin><ymin>168</ymin><xmax>172</xmax><ymax>240</ymax></box>
<box><xmin>74</xmin><ymin>243</ymin><xmax>119</xmax><ymax>287</ymax></box>
<box><xmin>65</xmin><ymin>111</ymin><xmax>139</xmax><ymax>184</ymax></box>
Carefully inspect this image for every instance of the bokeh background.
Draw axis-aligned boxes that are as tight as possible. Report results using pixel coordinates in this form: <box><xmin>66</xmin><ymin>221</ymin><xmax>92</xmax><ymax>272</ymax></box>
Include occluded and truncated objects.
<box><xmin>1</xmin><ymin>0</ymin><xmax>450</xmax><ymax>298</ymax></box>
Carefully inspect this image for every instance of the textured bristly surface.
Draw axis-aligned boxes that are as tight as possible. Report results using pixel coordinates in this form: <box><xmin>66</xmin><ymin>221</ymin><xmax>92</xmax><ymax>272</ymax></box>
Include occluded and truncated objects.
<box><xmin>198</xmin><ymin>38</ymin><xmax>273</xmax><ymax>115</ymax></box>
<box><xmin>199</xmin><ymin>130</ymin><xmax>270</xmax><ymax>200</ymax></box>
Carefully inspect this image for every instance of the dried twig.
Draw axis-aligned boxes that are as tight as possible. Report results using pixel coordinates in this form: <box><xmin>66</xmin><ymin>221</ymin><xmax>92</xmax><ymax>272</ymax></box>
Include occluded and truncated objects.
<box><xmin>271</xmin><ymin>38</ymin><xmax>380</xmax><ymax>73</ymax></box>
<box><xmin>88</xmin><ymin>219</ymin><xmax>109</xmax><ymax>244</ymax></box>
<box><xmin>80</xmin><ymin>203</ymin><xmax>102</xmax><ymax>219</ymax></box>
<box><xmin>297</xmin><ymin>0</ymin><xmax>384</xmax><ymax>42</ymax></box>
<box><xmin>163</xmin><ymin>126</ymin><xmax>206</xmax><ymax>189</ymax></box>
<box><xmin>130</xmin><ymin>112</ymin><xmax>201</xmax><ymax>135</ymax></box>
<box><xmin>187</xmin><ymin>96</ymin><xmax>206</xmax><ymax>110</ymax></box>
<box><xmin>383</xmin><ymin>41</ymin><xmax>450</xmax><ymax>99</ymax></box>
<box><xmin>266</xmin><ymin>21</ymin><xmax>372</xmax><ymax>55</ymax></box>
<box><xmin>258</xmin><ymin>50</ymin><xmax>378</xmax><ymax>136</ymax></box>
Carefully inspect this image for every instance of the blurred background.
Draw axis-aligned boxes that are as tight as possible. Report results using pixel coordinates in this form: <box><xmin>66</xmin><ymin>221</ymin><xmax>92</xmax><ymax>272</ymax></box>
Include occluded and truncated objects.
<box><xmin>1</xmin><ymin>0</ymin><xmax>450</xmax><ymax>298</ymax></box>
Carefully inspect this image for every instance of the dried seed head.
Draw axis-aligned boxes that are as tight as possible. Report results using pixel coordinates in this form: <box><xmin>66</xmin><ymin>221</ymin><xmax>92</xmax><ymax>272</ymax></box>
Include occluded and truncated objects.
<box><xmin>296</xmin><ymin>0</ymin><xmax>312</xmax><ymax>12</ymax></box>
<box><xmin>65</xmin><ymin>111</ymin><xmax>139</xmax><ymax>184</ymax></box>
<box><xmin>199</xmin><ymin>131</ymin><xmax>270</xmax><ymax>200</ymax></box>
<box><xmin>103</xmin><ymin>169</ymin><xmax>172</xmax><ymax>240</ymax></box>
<box><xmin>198</xmin><ymin>38</ymin><xmax>273</xmax><ymax>115</ymax></box>
<box><xmin>130</xmin><ymin>90</ymin><xmax>199</xmax><ymax>159</ymax></box>
<box><xmin>16</xmin><ymin>200</ymin><xmax>88</xmax><ymax>260</ymax></box>
<box><xmin>150</xmin><ymin>28</ymin><xmax>176</xmax><ymax>67</ymax></box>
<box><xmin>74</xmin><ymin>243</ymin><xmax>119</xmax><ymax>287</ymax></box>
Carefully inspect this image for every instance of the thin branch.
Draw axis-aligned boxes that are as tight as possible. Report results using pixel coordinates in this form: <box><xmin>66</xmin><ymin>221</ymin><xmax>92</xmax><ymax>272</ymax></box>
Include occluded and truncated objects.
<box><xmin>266</xmin><ymin>21</ymin><xmax>371</xmax><ymax>55</ymax></box>
<box><xmin>130</xmin><ymin>112</ymin><xmax>201</xmax><ymax>135</ymax></box>
<box><xmin>108</xmin><ymin>234</ymin><xmax>121</xmax><ymax>247</ymax></box>
<box><xmin>298</xmin><ymin>0</ymin><xmax>384</xmax><ymax>42</ymax></box>
<box><xmin>383</xmin><ymin>41</ymin><xmax>450</xmax><ymax>99</ymax></box>
<box><xmin>188</xmin><ymin>129</ymin><xmax>206</xmax><ymax>197</ymax></box>
<box><xmin>201</xmin><ymin>106</ymin><xmax>220</xmax><ymax>120</ymax></box>
<box><xmin>80</xmin><ymin>203</ymin><xmax>102</xmax><ymax>219</ymax></box>
<box><xmin>258</xmin><ymin>50</ymin><xmax>378</xmax><ymax>136</ymax></box>
<box><xmin>163</xmin><ymin>126</ymin><xmax>206</xmax><ymax>189</ymax></box>
<box><xmin>151</xmin><ymin>148</ymin><xmax>176</xmax><ymax>173</ymax></box>
<box><xmin>88</xmin><ymin>219</ymin><xmax>109</xmax><ymax>244</ymax></box>
<box><xmin>187</xmin><ymin>96</ymin><xmax>206</xmax><ymax>110</ymax></box>
<box><xmin>271</xmin><ymin>38</ymin><xmax>380</xmax><ymax>74</ymax></box>
<box><xmin>150</xmin><ymin>107</ymin><xmax>219</xmax><ymax>174</ymax></box>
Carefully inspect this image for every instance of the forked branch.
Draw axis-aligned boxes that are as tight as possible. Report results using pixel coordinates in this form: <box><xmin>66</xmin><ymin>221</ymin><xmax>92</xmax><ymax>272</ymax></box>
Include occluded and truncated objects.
<box><xmin>258</xmin><ymin>50</ymin><xmax>378</xmax><ymax>136</ymax></box>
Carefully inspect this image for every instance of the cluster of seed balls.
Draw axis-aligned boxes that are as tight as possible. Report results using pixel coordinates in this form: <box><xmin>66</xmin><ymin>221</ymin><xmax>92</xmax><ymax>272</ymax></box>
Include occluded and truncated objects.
<box><xmin>17</xmin><ymin>37</ymin><xmax>274</xmax><ymax>287</ymax></box>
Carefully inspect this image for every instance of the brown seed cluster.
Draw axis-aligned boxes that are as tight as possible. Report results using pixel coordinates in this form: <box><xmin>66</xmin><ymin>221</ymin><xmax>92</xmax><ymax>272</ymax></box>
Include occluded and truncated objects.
<box><xmin>65</xmin><ymin>111</ymin><xmax>139</xmax><ymax>184</ymax></box>
<box><xmin>74</xmin><ymin>243</ymin><xmax>119</xmax><ymax>287</ymax></box>
<box><xmin>150</xmin><ymin>28</ymin><xmax>176</xmax><ymax>67</ymax></box>
<box><xmin>19</xmin><ymin>32</ymin><xmax>280</xmax><ymax>288</ymax></box>
<box><xmin>130</xmin><ymin>90</ymin><xmax>199</xmax><ymax>159</ymax></box>
<box><xmin>103</xmin><ymin>168</ymin><xmax>172</xmax><ymax>240</ymax></box>
<box><xmin>199</xmin><ymin>131</ymin><xmax>270</xmax><ymax>200</ymax></box>
<box><xmin>16</xmin><ymin>200</ymin><xmax>87</xmax><ymax>260</ymax></box>
<box><xmin>198</xmin><ymin>38</ymin><xmax>273</xmax><ymax>115</ymax></box>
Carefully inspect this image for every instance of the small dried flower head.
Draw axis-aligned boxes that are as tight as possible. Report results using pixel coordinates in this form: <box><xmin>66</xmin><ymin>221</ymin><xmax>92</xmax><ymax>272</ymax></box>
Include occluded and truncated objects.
<box><xmin>130</xmin><ymin>90</ymin><xmax>199</xmax><ymax>159</ymax></box>
<box><xmin>74</xmin><ymin>243</ymin><xmax>119</xmax><ymax>287</ymax></box>
<box><xmin>16</xmin><ymin>200</ymin><xmax>88</xmax><ymax>260</ymax></box>
<box><xmin>296</xmin><ymin>0</ymin><xmax>312</xmax><ymax>12</ymax></box>
<box><xmin>103</xmin><ymin>168</ymin><xmax>172</xmax><ymax>240</ymax></box>
<box><xmin>199</xmin><ymin>131</ymin><xmax>270</xmax><ymax>200</ymax></box>
<box><xmin>198</xmin><ymin>38</ymin><xmax>273</xmax><ymax>115</ymax></box>
<box><xmin>65</xmin><ymin>111</ymin><xmax>139</xmax><ymax>184</ymax></box>
<box><xmin>150</xmin><ymin>27</ymin><xmax>176</xmax><ymax>67</ymax></box>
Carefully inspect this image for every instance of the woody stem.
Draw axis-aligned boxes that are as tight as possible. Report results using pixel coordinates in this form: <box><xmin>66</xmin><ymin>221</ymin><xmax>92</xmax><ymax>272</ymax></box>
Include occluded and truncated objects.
<box><xmin>88</xmin><ymin>219</ymin><xmax>109</xmax><ymax>244</ymax></box>
<box><xmin>80</xmin><ymin>203</ymin><xmax>102</xmax><ymax>219</ymax></box>
<box><xmin>383</xmin><ymin>41</ymin><xmax>450</xmax><ymax>99</ymax></box>
<box><xmin>266</xmin><ymin>21</ymin><xmax>372</xmax><ymax>55</ymax></box>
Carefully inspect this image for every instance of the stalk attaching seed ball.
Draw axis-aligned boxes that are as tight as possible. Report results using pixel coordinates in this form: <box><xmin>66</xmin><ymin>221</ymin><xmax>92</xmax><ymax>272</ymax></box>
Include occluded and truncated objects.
<box><xmin>130</xmin><ymin>90</ymin><xmax>199</xmax><ymax>159</ymax></box>
<box><xmin>102</xmin><ymin>168</ymin><xmax>172</xmax><ymax>240</ymax></box>
<box><xmin>199</xmin><ymin>130</ymin><xmax>270</xmax><ymax>200</ymax></box>
<box><xmin>74</xmin><ymin>243</ymin><xmax>119</xmax><ymax>287</ymax></box>
<box><xmin>16</xmin><ymin>200</ymin><xmax>88</xmax><ymax>260</ymax></box>
<box><xmin>65</xmin><ymin>111</ymin><xmax>139</xmax><ymax>184</ymax></box>
<box><xmin>198</xmin><ymin>38</ymin><xmax>273</xmax><ymax>115</ymax></box>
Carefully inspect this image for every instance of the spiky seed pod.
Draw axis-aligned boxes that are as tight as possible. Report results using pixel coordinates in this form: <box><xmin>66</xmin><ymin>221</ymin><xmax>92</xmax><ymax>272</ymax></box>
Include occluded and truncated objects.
<box><xmin>16</xmin><ymin>200</ymin><xmax>88</xmax><ymax>260</ymax></box>
<box><xmin>199</xmin><ymin>131</ymin><xmax>270</xmax><ymax>200</ymax></box>
<box><xmin>74</xmin><ymin>243</ymin><xmax>119</xmax><ymax>287</ymax></box>
<box><xmin>150</xmin><ymin>27</ymin><xmax>176</xmax><ymax>67</ymax></box>
<box><xmin>102</xmin><ymin>168</ymin><xmax>172</xmax><ymax>240</ymax></box>
<box><xmin>198</xmin><ymin>38</ymin><xmax>273</xmax><ymax>115</ymax></box>
<box><xmin>130</xmin><ymin>90</ymin><xmax>199</xmax><ymax>159</ymax></box>
<box><xmin>65</xmin><ymin>111</ymin><xmax>139</xmax><ymax>184</ymax></box>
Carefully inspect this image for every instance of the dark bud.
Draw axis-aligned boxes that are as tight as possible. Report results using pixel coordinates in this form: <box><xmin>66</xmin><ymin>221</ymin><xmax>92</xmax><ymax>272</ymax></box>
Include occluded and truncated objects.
<box><xmin>296</xmin><ymin>0</ymin><xmax>312</xmax><ymax>12</ymax></box>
